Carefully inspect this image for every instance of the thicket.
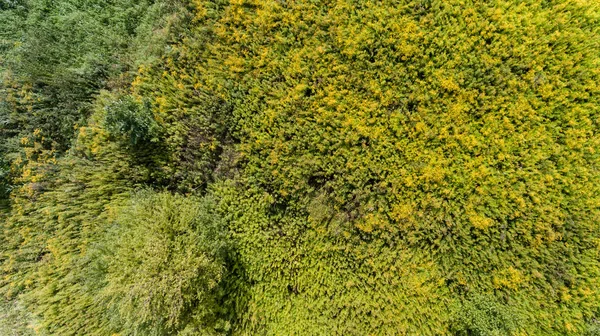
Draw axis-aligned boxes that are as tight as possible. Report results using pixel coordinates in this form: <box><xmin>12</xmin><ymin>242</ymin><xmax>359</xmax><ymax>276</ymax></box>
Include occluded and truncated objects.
<box><xmin>0</xmin><ymin>106</ymin><xmax>144</xmax><ymax>334</ymax></box>
<box><xmin>2</xmin><ymin>0</ymin><xmax>600</xmax><ymax>335</ymax></box>
<box><xmin>0</xmin><ymin>0</ymin><xmax>190</xmax><ymax>200</ymax></box>
<box><xmin>130</xmin><ymin>0</ymin><xmax>600</xmax><ymax>334</ymax></box>
<box><xmin>0</xmin><ymin>102</ymin><xmax>232</xmax><ymax>335</ymax></box>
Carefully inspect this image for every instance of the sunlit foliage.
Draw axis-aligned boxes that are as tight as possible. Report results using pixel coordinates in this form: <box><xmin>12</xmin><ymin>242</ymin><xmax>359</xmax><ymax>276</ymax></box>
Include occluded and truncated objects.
<box><xmin>132</xmin><ymin>0</ymin><xmax>600</xmax><ymax>334</ymax></box>
<box><xmin>2</xmin><ymin>0</ymin><xmax>600</xmax><ymax>335</ymax></box>
<box><xmin>95</xmin><ymin>191</ymin><xmax>230</xmax><ymax>335</ymax></box>
<box><xmin>0</xmin><ymin>0</ymin><xmax>189</xmax><ymax>200</ymax></box>
<box><xmin>0</xmin><ymin>109</ymin><xmax>143</xmax><ymax>335</ymax></box>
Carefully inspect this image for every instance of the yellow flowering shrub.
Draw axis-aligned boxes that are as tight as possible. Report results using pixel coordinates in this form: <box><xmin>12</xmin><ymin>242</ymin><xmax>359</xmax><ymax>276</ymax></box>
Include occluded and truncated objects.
<box><xmin>133</xmin><ymin>0</ymin><xmax>600</xmax><ymax>334</ymax></box>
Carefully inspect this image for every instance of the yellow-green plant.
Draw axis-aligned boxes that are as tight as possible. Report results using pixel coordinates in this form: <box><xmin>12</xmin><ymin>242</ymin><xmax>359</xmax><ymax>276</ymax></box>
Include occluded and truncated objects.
<box><xmin>95</xmin><ymin>191</ymin><xmax>230</xmax><ymax>336</ymax></box>
<box><xmin>134</xmin><ymin>0</ymin><xmax>600</xmax><ymax>334</ymax></box>
<box><xmin>2</xmin><ymin>0</ymin><xmax>600</xmax><ymax>335</ymax></box>
<box><xmin>0</xmin><ymin>101</ymin><xmax>147</xmax><ymax>335</ymax></box>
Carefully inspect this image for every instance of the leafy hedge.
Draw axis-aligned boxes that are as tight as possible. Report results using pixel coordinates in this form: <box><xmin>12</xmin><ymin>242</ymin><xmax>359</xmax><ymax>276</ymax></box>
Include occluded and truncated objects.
<box><xmin>0</xmin><ymin>105</ymin><xmax>143</xmax><ymax>335</ymax></box>
<box><xmin>0</xmin><ymin>0</ymin><xmax>176</xmax><ymax>148</ymax></box>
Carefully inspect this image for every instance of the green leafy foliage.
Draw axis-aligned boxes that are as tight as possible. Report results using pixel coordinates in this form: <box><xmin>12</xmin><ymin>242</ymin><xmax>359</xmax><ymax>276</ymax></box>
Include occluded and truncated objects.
<box><xmin>587</xmin><ymin>319</ymin><xmax>600</xmax><ymax>336</ymax></box>
<box><xmin>0</xmin><ymin>156</ymin><xmax>10</xmax><ymax>203</ymax></box>
<box><xmin>2</xmin><ymin>0</ymin><xmax>159</xmax><ymax>149</ymax></box>
<box><xmin>0</xmin><ymin>298</ymin><xmax>36</xmax><ymax>336</ymax></box>
<box><xmin>95</xmin><ymin>191</ymin><xmax>230</xmax><ymax>335</ymax></box>
<box><xmin>0</xmin><ymin>0</ymin><xmax>26</xmax><ymax>201</ymax></box>
<box><xmin>2</xmin><ymin>0</ymin><xmax>600</xmax><ymax>335</ymax></box>
<box><xmin>0</xmin><ymin>0</ymin><xmax>189</xmax><ymax>200</ymax></box>
<box><xmin>131</xmin><ymin>0</ymin><xmax>600</xmax><ymax>334</ymax></box>
<box><xmin>132</xmin><ymin>62</ymin><xmax>237</xmax><ymax>193</ymax></box>
<box><xmin>1</xmin><ymin>97</ymin><xmax>232</xmax><ymax>335</ymax></box>
<box><xmin>0</xmin><ymin>111</ymin><xmax>144</xmax><ymax>335</ymax></box>
<box><xmin>104</xmin><ymin>95</ymin><xmax>160</xmax><ymax>146</ymax></box>
<box><xmin>452</xmin><ymin>294</ymin><xmax>522</xmax><ymax>336</ymax></box>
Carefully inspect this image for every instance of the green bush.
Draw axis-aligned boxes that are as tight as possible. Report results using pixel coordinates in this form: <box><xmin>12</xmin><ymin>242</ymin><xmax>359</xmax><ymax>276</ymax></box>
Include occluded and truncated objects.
<box><xmin>0</xmin><ymin>0</ymin><xmax>189</xmax><ymax>200</ymax></box>
<box><xmin>0</xmin><ymin>156</ymin><xmax>10</xmax><ymax>203</ymax></box>
<box><xmin>452</xmin><ymin>294</ymin><xmax>522</xmax><ymax>336</ymax></box>
<box><xmin>132</xmin><ymin>62</ymin><xmax>237</xmax><ymax>193</ymax></box>
<box><xmin>96</xmin><ymin>191</ymin><xmax>230</xmax><ymax>336</ymax></box>
<box><xmin>104</xmin><ymin>95</ymin><xmax>160</xmax><ymax>146</ymax></box>
<box><xmin>0</xmin><ymin>97</ymin><xmax>232</xmax><ymax>335</ymax></box>
<box><xmin>1</xmin><ymin>0</ymin><xmax>167</xmax><ymax>149</ymax></box>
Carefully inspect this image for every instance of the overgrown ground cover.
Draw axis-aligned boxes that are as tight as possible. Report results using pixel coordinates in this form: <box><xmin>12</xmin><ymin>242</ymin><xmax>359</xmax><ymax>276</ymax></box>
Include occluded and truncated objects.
<box><xmin>1</xmin><ymin>0</ymin><xmax>600</xmax><ymax>335</ymax></box>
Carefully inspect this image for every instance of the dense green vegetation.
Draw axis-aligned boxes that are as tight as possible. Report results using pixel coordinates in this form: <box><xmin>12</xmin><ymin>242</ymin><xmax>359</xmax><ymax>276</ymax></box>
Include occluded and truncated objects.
<box><xmin>1</xmin><ymin>0</ymin><xmax>600</xmax><ymax>335</ymax></box>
